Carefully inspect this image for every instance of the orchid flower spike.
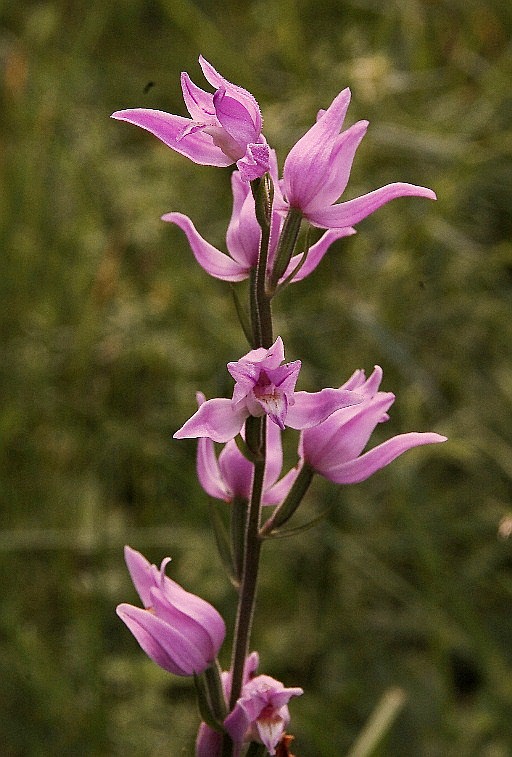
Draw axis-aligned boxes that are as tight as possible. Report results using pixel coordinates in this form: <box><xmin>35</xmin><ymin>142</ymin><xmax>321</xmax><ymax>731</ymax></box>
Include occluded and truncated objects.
<box><xmin>300</xmin><ymin>365</ymin><xmax>447</xmax><ymax>483</ymax></box>
<box><xmin>117</xmin><ymin>546</ymin><xmax>225</xmax><ymax>676</ymax></box>
<box><xmin>174</xmin><ymin>337</ymin><xmax>363</xmax><ymax>444</ymax></box>
<box><xmin>111</xmin><ymin>56</ymin><xmax>269</xmax><ymax>181</ymax></box>
<box><xmin>273</xmin><ymin>88</ymin><xmax>436</xmax><ymax>229</ymax></box>
<box><xmin>162</xmin><ymin>169</ymin><xmax>354</xmax><ymax>283</ymax></box>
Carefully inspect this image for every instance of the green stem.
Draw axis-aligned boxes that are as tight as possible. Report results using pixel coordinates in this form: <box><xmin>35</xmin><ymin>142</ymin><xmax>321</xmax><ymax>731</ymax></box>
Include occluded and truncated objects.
<box><xmin>260</xmin><ymin>463</ymin><xmax>314</xmax><ymax>535</ymax></box>
<box><xmin>229</xmin><ymin>418</ymin><xmax>266</xmax><ymax>712</ymax></box>
<box><xmin>250</xmin><ymin>175</ymin><xmax>273</xmax><ymax>348</ymax></box>
<box><xmin>268</xmin><ymin>207</ymin><xmax>303</xmax><ymax>293</ymax></box>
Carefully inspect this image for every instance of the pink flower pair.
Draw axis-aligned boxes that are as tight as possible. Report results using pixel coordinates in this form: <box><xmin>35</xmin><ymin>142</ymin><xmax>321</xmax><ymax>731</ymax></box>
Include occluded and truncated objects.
<box><xmin>112</xmin><ymin>56</ymin><xmax>435</xmax><ymax>287</ymax></box>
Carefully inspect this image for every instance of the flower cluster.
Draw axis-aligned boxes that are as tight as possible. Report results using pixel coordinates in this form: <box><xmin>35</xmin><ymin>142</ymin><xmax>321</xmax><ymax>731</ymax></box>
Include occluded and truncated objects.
<box><xmin>114</xmin><ymin>56</ymin><xmax>446</xmax><ymax>756</ymax></box>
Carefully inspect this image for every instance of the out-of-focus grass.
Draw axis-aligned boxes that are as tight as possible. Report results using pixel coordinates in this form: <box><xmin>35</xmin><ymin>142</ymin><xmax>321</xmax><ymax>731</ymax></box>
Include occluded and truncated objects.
<box><xmin>1</xmin><ymin>1</ymin><xmax>512</xmax><ymax>754</ymax></box>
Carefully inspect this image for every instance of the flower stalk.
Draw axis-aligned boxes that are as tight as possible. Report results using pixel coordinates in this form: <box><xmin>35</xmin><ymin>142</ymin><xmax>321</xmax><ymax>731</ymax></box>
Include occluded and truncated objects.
<box><xmin>251</xmin><ymin>174</ymin><xmax>274</xmax><ymax>348</ymax></box>
<box><xmin>113</xmin><ymin>56</ymin><xmax>445</xmax><ymax>757</ymax></box>
<box><xmin>229</xmin><ymin>416</ymin><xmax>266</xmax><ymax>712</ymax></box>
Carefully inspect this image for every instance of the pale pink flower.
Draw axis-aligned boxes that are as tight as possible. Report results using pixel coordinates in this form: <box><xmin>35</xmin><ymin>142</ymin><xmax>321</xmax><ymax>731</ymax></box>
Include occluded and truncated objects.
<box><xmin>112</xmin><ymin>56</ymin><xmax>269</xmax><ymax>181</ymax></box>
<box><xmin>117</xmin><ymin>546</ymin><xmax>225</xmax><ymax>676</ymax></box>
<box><xmin>174</xmin><ymin>337</ymin><xmax>362</xmax><ymax>443</ymax></box>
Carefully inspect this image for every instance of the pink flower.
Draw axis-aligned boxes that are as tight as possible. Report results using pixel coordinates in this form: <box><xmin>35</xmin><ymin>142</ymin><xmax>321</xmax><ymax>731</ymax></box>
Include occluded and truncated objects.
<box><xmin>196</xmin><ymin>392</ymin><xmax>299</xmax><ymax>505</ymax></box>
<box><xmin>224</xmin><ymin>674</ymin><xmax>303</xmax><ymax>756</ymax></box>
<box><xmin>273</xmin><ymin>88</ymin><xmax>436</xmax><ymax>228</ymax></box>
<box><xmin>174</xmin><ymin>337</ymin><xmax>362</xmax><ymax>443</ymax></box>
<box><xmin>111</xmin><ymin>56</ymin><xmax>269</xmax><ymax>181</ymax></box>
<box><xmin>195</xmin><ymin>652</ymin><xmax>302</xmax><ymax>757</ymax></box>
<box><xmin>300</xmin><ymin>365</ymin><xmax>447</xmax><ymax>483</ymax></box>
<box><xmin>162</xmin><ymin>170</ymin><xmax>354</xmax><ymax>283</ymax></box>
<box><xmin>117</xmin><ymin>546</ymin><xmax>225</xmax><ymax>676</ymax></box>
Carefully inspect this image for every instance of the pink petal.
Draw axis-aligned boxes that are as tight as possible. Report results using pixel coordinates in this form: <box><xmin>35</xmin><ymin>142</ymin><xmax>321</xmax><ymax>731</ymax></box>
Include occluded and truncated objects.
<box><xmin>197</xmin><ymin>436</ymin><xmax>231</xmax><ymax>500</ymax></box>
<box><xmin>256</xmin><ymin>714</ymin><xmax>287</xmax><ymax>756</ymax></box>
<box><xmin>214</xmin><ymin>88</ymin><xmax>258</xmax><ymax>152</ymax></box>
<box><xmin>199</xmin><ymin>55</ymin><xmax>261</xmax><ymax>134</ymax></box>
<box><xmin>150</xmin><ymin>588</ymin><xmax>221</xmax><ymax>662</ymax></box>
<box><xmin>180</xmin><ymin>72</ymin><xmax>215</xmax><ymax>121</ymax></box>
<box><xmin>218</xmin><ymin>440</ymin><xmax>254</xmax><ymax>500</ymax></box>
<box><xmin>158</xmin><ymin>579</ymin><xmax>226</xmax><ymax>655</ymax></box>
<box><xmin>195</xmin><ymin>723</ymin><xmax>223</xmax><ymax>757</ymax></box>
<box><xmin>283</xmin><ymin>227</ymin><xmax>356</xmax><ymax>283</ymax></box>
<box><xmin>111</xmin><ymin>109</ymin><xmax>232</xmax><ymax>166</ymax></box>
<box><xmin>324</xmin><ymin>432</ymin><xmax>447</xmax><ymax>484</ymax></box>
<box><xmin>124</xmin><ymin>545</ymin><xmax>154</xmax><ymax>607</ymax></box>
<box><xmin>302</xmin><ymin>120</ymin><xmax>368</xmax><ymax>213</ymax></box>
<box><xmin>306</xmin><ymin>183</ymin><xmax>437</xmax><ymax>229</ymax></box>
<box><xmin>282</xmin><ymin>88</ymin><xmax>352</xmax><ymax>209</ymax></box>
<box><xmin>226</xmin><ymin>172</ymin><xmax>261</xmax><ymax>268</ymax></box>
<box><xmin>262</xmin><ymin>466</ymin><xmax>299</xmax><ymax>506</ymax></box>
<box><xmin>116</xmin><ymin>603</ymin><xmax>209</xmax><ymax>676</ymax></box>
<box><xmin>286</xmin><ymin>388</ymin><xmax>363</xmax><ymax>429</ymax></box>
<box><xmin>162</xmin><ymin>212</ymin><xmax>248</xmax><ymax>281</ymax></box>
<box><xmin>262</xmin><ymin>420</ymin><xmax>284</xmax><ymax>490</ymax></box>
<box><xmin>303</xmin><ymin>393</ymin><xmax>395</xmax><ymax>470</ymax></box>
<box><xmin>174</xmin><ymin>398</ymin><xmax>248</xmax><ymax>443</ymax></box>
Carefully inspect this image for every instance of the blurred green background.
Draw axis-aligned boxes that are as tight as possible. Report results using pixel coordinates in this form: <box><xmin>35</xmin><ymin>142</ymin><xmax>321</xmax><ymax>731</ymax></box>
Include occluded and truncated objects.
<box><xmin>1</xmin><ymin>0</ymin><xmax>512</xmax><ymax>754</ymax></box>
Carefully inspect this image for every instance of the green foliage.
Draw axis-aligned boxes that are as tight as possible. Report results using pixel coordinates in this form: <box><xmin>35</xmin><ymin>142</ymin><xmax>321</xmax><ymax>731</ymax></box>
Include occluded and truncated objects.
<box><xmin>1</xmin><ymin>0</ymin><xmax>512</xmax><ymax>754</ymax></box>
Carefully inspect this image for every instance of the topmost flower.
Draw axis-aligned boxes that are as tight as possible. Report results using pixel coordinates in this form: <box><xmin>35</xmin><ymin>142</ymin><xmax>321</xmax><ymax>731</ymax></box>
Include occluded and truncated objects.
<box><xmin>111</xmin><ymin>56</ymin><xmax>270</xmax><ymax>182</ymax></box>
<box><xmin>273</xmin><ymin>87</ymin><xmax>436</xmax><ymax>228</ymax></box>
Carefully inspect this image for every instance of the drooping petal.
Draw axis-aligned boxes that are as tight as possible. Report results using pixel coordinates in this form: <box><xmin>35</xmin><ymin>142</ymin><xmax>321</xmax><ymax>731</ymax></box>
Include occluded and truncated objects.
<box><xmin>174</xmin><ymin>398</ymin><xmax>248</xmax><ymax>443</ymax></box>
<box><xmin>255</xmin><ymin>711</ymin><xmax>288</xmax><ymax>756</ymax></box>
<box><xmin>162</xmin><ymin>212</ymin><xmax>249</xmax><ymax>281</ymax></box>
<box><xmin>321</xmin><ymin>432</ymin><xmax>447</xmax><ymax>484</ymax></box>
<box><xmin>111</xmin><ymin>109</ymin><xmax>232</xmax><ymax>166</ymax></box>
<box><xmin>225</xmin><ymin>172</ymin><xmax>261</xmax><ymax>268</ymax></box>
<box><xmin>197</xmin><ymin>436</ymin><xmax>231</xmax><ymax>501</ymax></box>
<box><xmin>218</xmin><ymin>440</ymin><xmax>254</xmax><ymax>500</ymax></box>
<box><xmin>116</xmin><ymin>603</ymin><xmax>210</xmax><ymax>676</ymax></box>
<box><xmin>306</xmin><ymin>183</ymin><xmax>437</xmax><ymax>229</ymax></box>
<box><xmin>282</xmin><ymin>226</ymin><xmax>356</xmax><ymax>283</ymax></box>
<box><xmin>286</xmin><ymin>387</ymin><xmax>362</xmax><ymax>429</ymax></box>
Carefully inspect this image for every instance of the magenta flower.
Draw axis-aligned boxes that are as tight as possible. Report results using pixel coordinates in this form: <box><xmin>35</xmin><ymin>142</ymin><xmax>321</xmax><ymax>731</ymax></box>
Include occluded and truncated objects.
<box><xmin>196</xmin><ymin>652</ymin><xmax>302</xmax><ymax>757</ymax></box>
<box><xmin>162</xmin><ymin>169</ymin><xmax>354</xmax><ymax>283</ymax></box>
<box><xmin>273</xmin><ymin>88</ymin><xmax>436</xmax><ymax>228</ymax></box>
<box><xmin>111</xmin><ymin>56</ymin><xmax>269</xmax><ymax>181</ymax></box>
<box><xmin>174</xmin><ymin>337</ymin><xmax>362</xmax><ymax>443</ymax></box>
<box><xmin>196</xmin><ymin>392</ymin><xmax>299</xmax><ymax>505</ymax></box>
<box><xmin>196</xmin><ymin>652</ymin><xmax>259</xmax><ymax>757</ymax></box>
<box><xmin>300</xmin><ymin>365</ymin><xmax>447</xmax><ymax>483</ymax></box>
<box><xmin>224</xmin><ymin>674</ymin><xmax>303</xmax><ymax>756</ymax></box>
<box><xmin>117</xmin><ymin>546</ymin><xmax>225</xmax><ymax>676</ymax></box>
